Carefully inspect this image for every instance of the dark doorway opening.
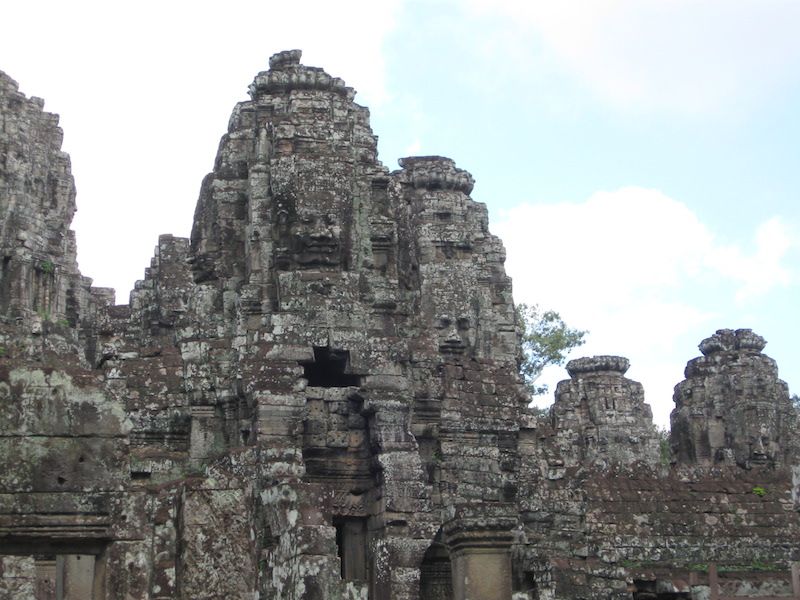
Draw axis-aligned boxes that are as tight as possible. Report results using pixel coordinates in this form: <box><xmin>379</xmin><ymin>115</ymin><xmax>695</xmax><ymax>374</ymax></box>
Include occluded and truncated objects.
<box><xmin>333</xmin><ymin>516</ymin><xmax>368</xmax><ymax>581</ymax></box>
<box><xmin>633</xmin><ymin>580</ymin><xmax>691</xmax><ymax>599</ymax></box>
<box><xmin>419</xmin><ymin>539</ymin><xmax>453</xmax><ymax>600</ymax></box>
<box><xmin>301</xmin><ymin>346</ymin><xmax>360</xmax><ymax>387</ymax></box>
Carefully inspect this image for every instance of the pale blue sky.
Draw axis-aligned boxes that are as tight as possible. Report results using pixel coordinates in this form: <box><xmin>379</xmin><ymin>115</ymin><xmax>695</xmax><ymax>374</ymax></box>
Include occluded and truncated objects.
<box><xmin>3</xmin><ymin>0</ymin><xmax>798</xmax><ymax>425</ymax></box>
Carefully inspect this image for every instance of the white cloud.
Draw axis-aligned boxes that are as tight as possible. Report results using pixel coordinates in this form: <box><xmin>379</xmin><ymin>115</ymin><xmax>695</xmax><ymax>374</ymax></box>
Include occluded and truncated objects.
<box><xmin>706</xmin><ymin>217</ymin><xmax>793</xmax><ymax>305</ymax></box>
<box><xmin>493</xmin><ymin>186</ymin><xmax>794</xmax><ymax>424</ymax></box>
<box><xmin>494</xmin><ymin>187</ymin><xmax>792</xmax><ymax>316</ymax></box>
<box><xmin>404</xmin><ymin>139</ymin><xmax>422</xmax><ymax>156</ymax></box>
<box><xmin>464</xmin><ymin>0</ymin><xmax>800</xmax><ymax>115</ymax></box>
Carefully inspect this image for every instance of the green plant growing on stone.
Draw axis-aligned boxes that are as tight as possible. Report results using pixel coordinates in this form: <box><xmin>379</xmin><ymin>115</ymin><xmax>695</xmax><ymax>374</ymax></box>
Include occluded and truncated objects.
<box><xmin>41</xmin><ymin>260</ymin><xmax>54</xmax><ymax>275</ymax></box>
<box><xmin>752</xmin><ymin>486</ymin><xmax>767</xmax><ymax>497</ymax></box>
<box><xmin>516</xmin><ymin>302</ymin><xmax>587</xmax><ymax>397</ymax></box>
<box><xmin>431</xmin><ymin>447</ymin><xmax>443</xmax><ymax>467</ymax></box>
<box><xmin>529</xmin><ymin>405</ymin><xmax>551</xmax><ymax>418</ymax></box>
<box><xmin>35</xmin><ymin>306</ymin><xmax>51</xmax><ymax>322</ymax></box>
<box><xmin>747</xmin><ymin>555</ymin><xmax>781</xmax><ymax>571</ymax></box>
<box><xmin>622</xmin><ymin>559</ymin><xmax>656</xmax><ymax>569</ymax></box>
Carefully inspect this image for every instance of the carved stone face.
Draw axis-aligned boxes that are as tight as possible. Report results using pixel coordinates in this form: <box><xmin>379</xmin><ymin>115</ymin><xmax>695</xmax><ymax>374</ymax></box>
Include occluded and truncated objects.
<box><xmin>290</xmin><ymin>209</ymin><xmax>342</xmax><ymax>267</ymax></box>
<box><xmin>274</xmin><ymin>194</ymin><xmax>346</xmax><ymax>270</ymax></box>
<box><xmin>744</xmin><ymin>419</ymin><xmax>778</xmax><ymax>467</ymax></box>
<box><xmin>435</xmin><ymin>314</ymin><xmax>473</xmax><ymax>355</ymax></box>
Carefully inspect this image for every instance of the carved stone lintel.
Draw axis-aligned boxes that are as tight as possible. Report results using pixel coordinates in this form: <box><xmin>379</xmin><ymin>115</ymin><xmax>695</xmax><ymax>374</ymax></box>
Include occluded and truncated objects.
<box><xmin>442</xmin><ymin>502</ymin><xmax>516</xmax><ymax>553</ymax></box>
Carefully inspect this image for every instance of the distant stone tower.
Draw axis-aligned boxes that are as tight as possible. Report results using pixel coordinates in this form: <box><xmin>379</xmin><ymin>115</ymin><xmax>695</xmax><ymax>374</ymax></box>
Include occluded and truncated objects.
<box><xmin>671</xmin><ymin>329</ymin><xmax>798</xmax><ymax>469</ymax></box>
<box><xmin>550</xmin><ymin>355</ymin><xmax>660</xmax><ymax>467</ymax></box>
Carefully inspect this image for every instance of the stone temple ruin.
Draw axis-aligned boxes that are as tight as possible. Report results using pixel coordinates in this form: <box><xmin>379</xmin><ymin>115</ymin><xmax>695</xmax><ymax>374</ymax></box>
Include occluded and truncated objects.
<box><xmin>1</xmin><ymin>50</ymin><xmax>799</xmax><ymax>600</ymax></box>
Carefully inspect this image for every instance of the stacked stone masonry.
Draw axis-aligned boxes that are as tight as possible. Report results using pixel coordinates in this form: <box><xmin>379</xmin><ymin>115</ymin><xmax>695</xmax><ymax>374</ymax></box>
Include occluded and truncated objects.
<box><xmin>0</xmin><ymin>51</ymin><xmax>798</xmax><ymax>600</ymax></box>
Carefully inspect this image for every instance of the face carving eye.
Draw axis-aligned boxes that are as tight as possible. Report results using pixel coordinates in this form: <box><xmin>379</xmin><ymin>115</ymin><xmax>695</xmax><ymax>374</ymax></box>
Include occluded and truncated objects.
<box><xmin>436</xmin><ymin>317</ymin><xmax>452</xmax><ymax>330</ymax></box>
<box><xmin>457</xmin><ymin>318</ymin><xmax>470</xmax><ymax>331</ymax></box>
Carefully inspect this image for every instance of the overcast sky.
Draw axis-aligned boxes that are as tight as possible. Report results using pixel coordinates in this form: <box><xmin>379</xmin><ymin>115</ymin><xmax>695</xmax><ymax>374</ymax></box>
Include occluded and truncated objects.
<box><xmin>3</xmin><ymin>0</ymin><xmax>798</xmax><ymax>426</ymax></box>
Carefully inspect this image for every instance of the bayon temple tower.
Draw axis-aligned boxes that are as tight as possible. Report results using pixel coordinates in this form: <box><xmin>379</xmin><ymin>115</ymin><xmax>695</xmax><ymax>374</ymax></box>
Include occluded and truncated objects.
<box><xmin>1</xmin><ymin>50</ymin><xmax>799</xmax><ymax>600</ymax></box>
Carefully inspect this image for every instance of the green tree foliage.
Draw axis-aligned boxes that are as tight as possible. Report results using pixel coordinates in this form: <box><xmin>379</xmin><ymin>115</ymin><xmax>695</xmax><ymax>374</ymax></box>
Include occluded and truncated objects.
<box><xmin>656</xmin><ymin>426</ymin><xmax>672</xmax><ymax>465</ymax></box>
<box><xmin>516</xmin><ymin>302</ymin><xmax>587</xmax><ymax>397</ymax></box>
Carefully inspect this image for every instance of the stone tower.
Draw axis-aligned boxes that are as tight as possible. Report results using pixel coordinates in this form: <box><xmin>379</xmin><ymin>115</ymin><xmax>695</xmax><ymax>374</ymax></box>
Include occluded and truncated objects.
<box><xmin>0</xmin><ymin>51</ymin><xmax>526</xmax><ymax>600</ymax></box>
<box><xmin>671</xmin><ymin>328</ymin><xmax>798</xmax><ymax>469</ymax></box>
<box><xmin>177</xmin><ymin>48</ymin><xmax>525</xmax><ymax>599</ymax></box>
<box><xmin>0</xmin><ymin>70</ymin><xmax>108</xmax><ymax>352</ymax></box>
<box><xmin>550</xmin><ymin>355</ymin><xmax>660</xmax><ymax>468</ymax></box>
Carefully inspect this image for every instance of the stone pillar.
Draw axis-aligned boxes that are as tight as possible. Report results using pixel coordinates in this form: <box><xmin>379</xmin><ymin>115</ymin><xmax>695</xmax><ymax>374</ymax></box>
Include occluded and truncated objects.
<box><xmin>443</xmin><ymin>504</ymin><xmax>516</xmax><ymax>600</ymax></box>
<box><xmin>189</xmin><ymin>405</ymin><xmax>220</xmax><ymax>459</ymax></box>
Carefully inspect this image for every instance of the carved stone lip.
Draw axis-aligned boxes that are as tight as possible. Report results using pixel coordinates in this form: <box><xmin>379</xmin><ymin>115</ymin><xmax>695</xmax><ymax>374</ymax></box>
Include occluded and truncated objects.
<box><xmin>296</xmin><ymin>242</ymin><xmax>338</xmax><ymax>251</ymax></box>
<box><xmin>439</xmin><ymin>340</ymin><xmax>466</xmax><ymax>354</ymax></box>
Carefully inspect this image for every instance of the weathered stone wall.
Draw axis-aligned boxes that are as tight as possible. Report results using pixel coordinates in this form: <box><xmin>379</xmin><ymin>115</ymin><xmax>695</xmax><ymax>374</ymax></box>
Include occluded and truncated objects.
<box><xmin>513</xmin><ymin>460</ymin><xmax>800</xmax><ymax>599</ymax></box>
<box><xmin>513</xmin><ymin>336</ymin><xmax>799</xmax><ymax>599</ymax></box>
<box><xmin>1</xmin><ymin>55</ymin><xmax>798</xmax><ymax>600</ymax></box>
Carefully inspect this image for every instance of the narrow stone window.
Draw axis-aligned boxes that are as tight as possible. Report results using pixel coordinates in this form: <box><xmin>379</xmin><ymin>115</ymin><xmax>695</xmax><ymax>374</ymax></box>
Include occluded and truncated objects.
<box><xmin>333</xmin><ymin>516</ymin><xmax>368</xmax><ymax>581</ymax></box>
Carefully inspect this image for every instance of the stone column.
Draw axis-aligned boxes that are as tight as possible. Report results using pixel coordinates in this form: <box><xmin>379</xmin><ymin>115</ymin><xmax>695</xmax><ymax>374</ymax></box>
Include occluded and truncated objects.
<box><xmin>57</xmin><ymin>555</ymin><xmax>95</xmax><ymax>600</ymax></box>
<box><xmin>442</xmin><ymin>504</ymin><xmax>516</xmax><ymax>600</ymax></box>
